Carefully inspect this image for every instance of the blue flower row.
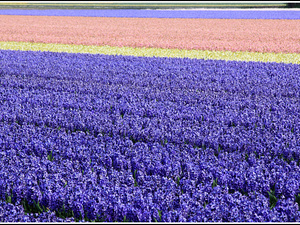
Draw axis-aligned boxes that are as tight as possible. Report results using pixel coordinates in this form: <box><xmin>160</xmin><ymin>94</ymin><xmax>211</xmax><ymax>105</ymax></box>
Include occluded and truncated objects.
<box><xmin>0</xmin><ymin>9</ymin><xmax>299</xmax><ymax>19</ymax></box>
<box><xmin>0</xmin><ymin>50</ymin><xmax>300</xmax><ymax>222</ymax></box>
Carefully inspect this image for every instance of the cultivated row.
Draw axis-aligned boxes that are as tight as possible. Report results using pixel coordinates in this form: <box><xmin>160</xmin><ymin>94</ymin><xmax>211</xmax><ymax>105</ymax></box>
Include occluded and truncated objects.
<box><xmin>0</xmin><ymin>50</ymin><xmax>300</xmax><ymax>221</ymax></box>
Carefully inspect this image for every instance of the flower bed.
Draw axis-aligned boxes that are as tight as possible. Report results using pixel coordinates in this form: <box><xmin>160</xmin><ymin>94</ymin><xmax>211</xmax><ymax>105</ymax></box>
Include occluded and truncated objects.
<box><xmin>0</xmin><ymin>15</ymin><xmax>299</xmax><ymax>53</ymax></box>
<box><xmin>0</xmin><ymin>9</ymin><xmax>299</xmax><ymax>19</ymax></box>
<box><xmin>1</xmin><ymin>41</ymin><xmax>299</xmax><ymax>64</ymax></box>
<box><xmin>1</xmin><ymin>50</ymin><xmax>300</xmax><ymax>222</ymax></box>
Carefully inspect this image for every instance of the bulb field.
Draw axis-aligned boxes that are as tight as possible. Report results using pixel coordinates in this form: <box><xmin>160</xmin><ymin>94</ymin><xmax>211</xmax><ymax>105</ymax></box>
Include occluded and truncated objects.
<box><xmin>0</xmin><ymin>8</ymin><xmax>300</xmax><ymax>222</ymax></box>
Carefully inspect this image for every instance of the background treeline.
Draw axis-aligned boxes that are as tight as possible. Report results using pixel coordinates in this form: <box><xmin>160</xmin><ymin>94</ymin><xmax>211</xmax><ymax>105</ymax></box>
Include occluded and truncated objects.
<box><xmin>0</xmin><ymin>2</ymin><xmax>298</xmax><ymax>10</ymax></box>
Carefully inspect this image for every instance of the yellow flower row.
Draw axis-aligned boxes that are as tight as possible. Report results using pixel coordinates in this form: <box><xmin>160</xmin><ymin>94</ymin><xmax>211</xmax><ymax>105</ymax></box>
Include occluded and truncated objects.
<box><xmin>0</xmin><ymin>41</ymin><xmax>299</xmax><ymax>64</ymax></box>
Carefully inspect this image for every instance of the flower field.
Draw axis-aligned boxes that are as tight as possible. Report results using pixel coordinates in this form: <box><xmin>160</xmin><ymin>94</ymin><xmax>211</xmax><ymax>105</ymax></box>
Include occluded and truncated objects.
<box><xmin>1</xmin><ymin>15</ymin><xmax>300</xmax><ymax>53</ymax></box>
<box><xmin>0</xmin><ymin>9</ymin><xmax>300</xmax><ymax>222</ymax></box>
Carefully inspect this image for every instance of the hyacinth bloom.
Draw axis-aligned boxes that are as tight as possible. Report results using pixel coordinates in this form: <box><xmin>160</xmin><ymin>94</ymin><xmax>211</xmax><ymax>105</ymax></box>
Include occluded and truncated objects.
<box><xmin>0</xmin><ymin>15</ymin><xmax>299</xmax><ymax>54</ymax></box>
<box><xmin>0</xmin><ymin>8</ymin><xmax>300</xmax><ymax>222</ymax></box>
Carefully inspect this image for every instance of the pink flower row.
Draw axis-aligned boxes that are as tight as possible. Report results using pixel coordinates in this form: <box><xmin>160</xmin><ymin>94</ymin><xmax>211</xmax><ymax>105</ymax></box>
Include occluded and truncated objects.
<box><xmin>0</xmin><ymin>15</ymin><xmax>299</xmax><ymax>53</ymax></box>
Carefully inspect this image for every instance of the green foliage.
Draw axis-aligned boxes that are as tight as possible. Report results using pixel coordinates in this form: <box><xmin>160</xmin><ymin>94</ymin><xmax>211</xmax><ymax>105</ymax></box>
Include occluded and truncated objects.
<box><xmin>32</xmin><ymin>200</ymin><xmax>44</xmax><ymax>214</ymax></box>
<box><xmin>212</xmin><ymin>178</ymin><xmax>218</xmax><ymax>188</ymax></box>
<box><xmin>214</xmin><ymin>145</ymin><xmax>221</xmax><ymax>157</ymax></box>
<box><xmin>133</xmin><ymin>169</ymin><xmax>138</xmax><ymax>187</ymax></box>
<box><xmin>123</xmin><ymin>215</ymin><xmax>129</xmax><ymax>222</ymax></box>
<box><xmin>268</xmin><ymin>189</ymin><xmax>278</xmax><ymax>209</ymax></box>
<box><xmin>163</xmin><ymin>138</ymin><xmax>168</xmax><ymax>145</ymax></box>
<box><xmin>55</xmin><ymin>204</ymin><xmax>74</xmax><ymax>220</ymax></box>
<box><xmin>295</xmin><ymin>194</ymin><xmax>300</xmax><ymax>210</ymax></box>
<box><xmin>5</xmin><ymin>189</ymin><xmax>13</xmax><ymax>204</ymax></box>
<box><xmin>245</xmin><ymin>153</ymin><xmax>249</xmax><ymax>161</ymax></box>
<box><xmin>239</xmin><ymin>188</ymin><xmax>248</xmax><ymax>196</ymax></box>
<box><xmin>153</xmin><ymin>209</ymin><xmax>162</xmax><ymax>222</ymax></box>
<box><xmin>47</xmin><ymin>150</ymin><xmax>54</xmax><ymax>161</ymax></box>
<box><xmin>21</xmin><ymin>198</ymin><xmax>47</xmax><ymax>215</ymax></box>
<box><xmin>218</xmin><ymin>144</ymin><xmax>222</xmax><ymax>152</ymax></box>
<box><xmin>158</xmin><ymin>209</ymin><xmax>162</xmax><ymax>221</ymax></box>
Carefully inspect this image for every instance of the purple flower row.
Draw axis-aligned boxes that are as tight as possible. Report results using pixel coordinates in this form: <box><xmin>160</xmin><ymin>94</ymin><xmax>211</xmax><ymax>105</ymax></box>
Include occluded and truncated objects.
<box><xmin>0</xmin><ymin>200</ymin><xmax>75</xmax><ymax>222</ymax></box>
<box><xmin>0</xmin><ymin>50</ymin><xmax>300</xmax><ymax>221</ymax></box>
<box><xmin>0</xmin><ymin>9</ymin><xmax>299</xmax><ymax>19</ymax></box>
